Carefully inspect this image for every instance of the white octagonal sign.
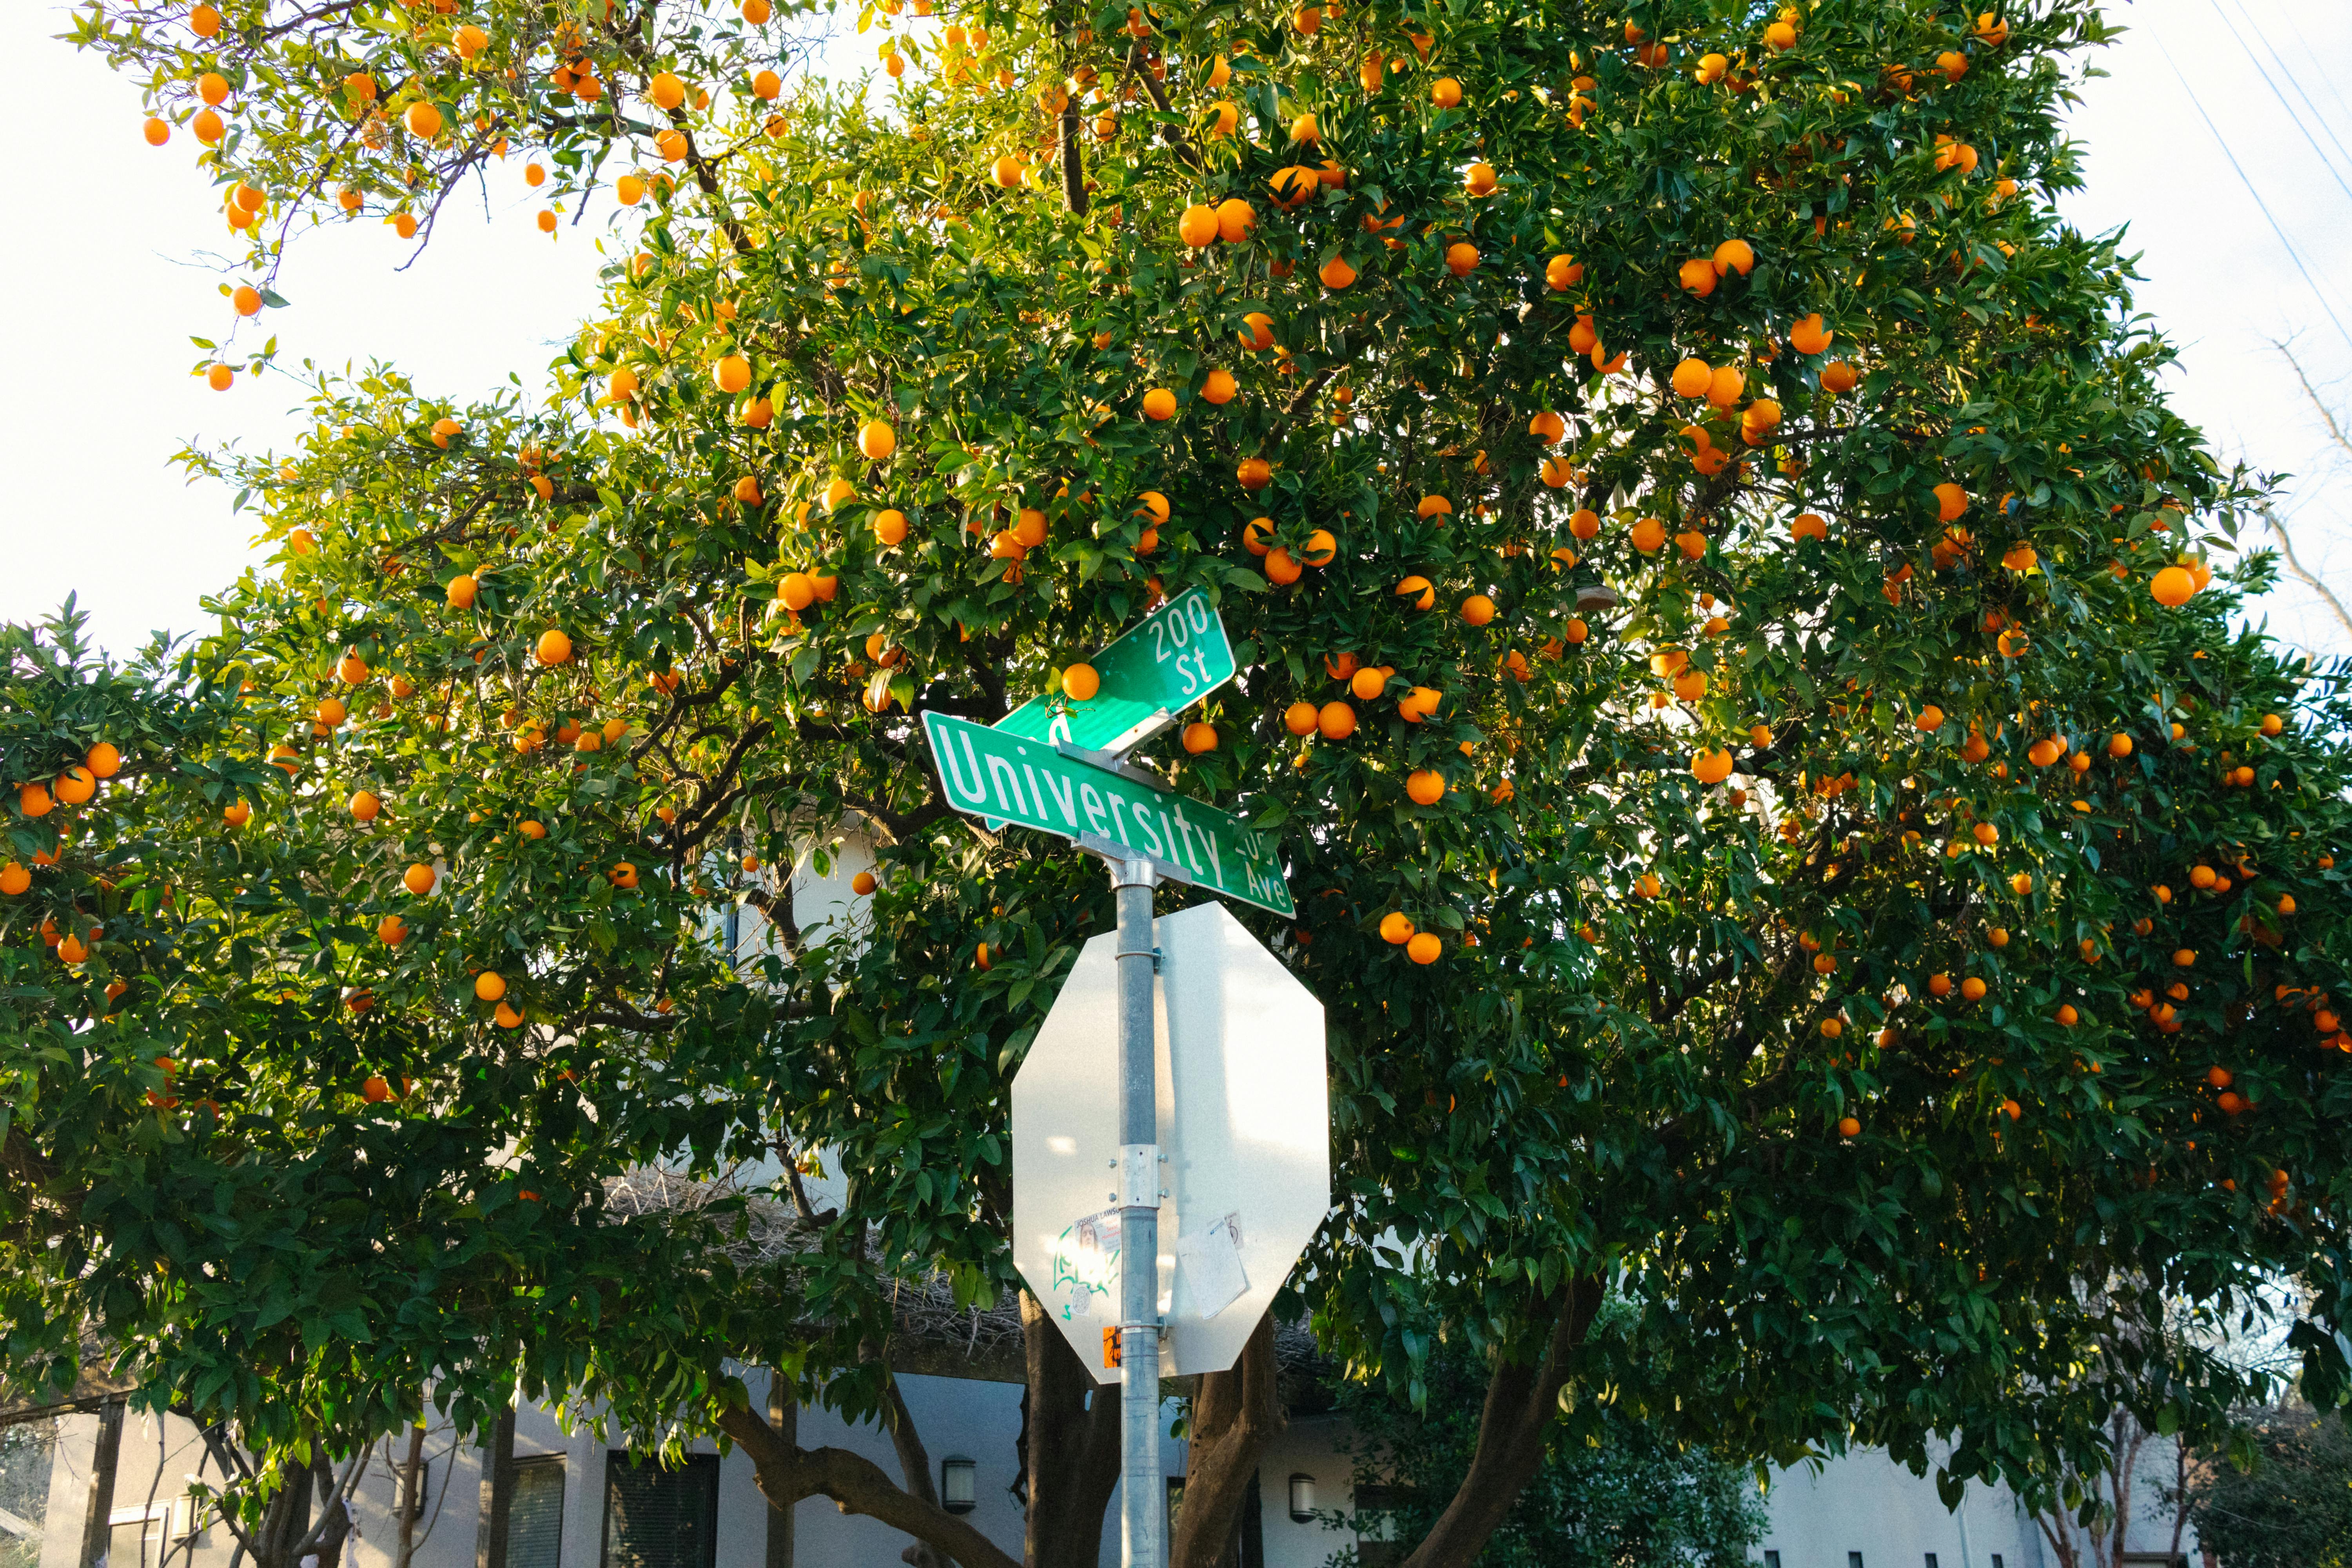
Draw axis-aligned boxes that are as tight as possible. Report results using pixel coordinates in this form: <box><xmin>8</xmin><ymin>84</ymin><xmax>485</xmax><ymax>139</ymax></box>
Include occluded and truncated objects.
<box><xmin>1012</xmin><ymin>900</ymin><xmax>1329</xmax><ymax>1380</ymax></box>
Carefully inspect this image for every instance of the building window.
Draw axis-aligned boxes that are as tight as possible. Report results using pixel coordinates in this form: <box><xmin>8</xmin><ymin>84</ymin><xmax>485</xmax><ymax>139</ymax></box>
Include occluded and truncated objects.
<box><xmin>601</xmin><ymin>1454</ymin><xmax>718</xmax><ymax>1568</ymax></box>
<box><xmin>1764</xmin><ymin>1554</ymin><xmax>1781</xmax><ymax>1568</ymax></box>
<box><xmin>1354</xmin><ymin>1484</ymin><xmax>1420</xmax><ymax>1568</ymax></box>
<box><xmin>1993</xmin><ymin>1557</ymin><xmax>2005</xmax><ymax>1568</ymax></box>
<box><xmin>106</xmin><ymin>1508</ymin><xmax>172</xmax><ymax>1568</ymax></box>
<box><xmin>510</xmin><ymin>1457</ymin><xmax>566</xmax><ymax>1568</ymax></box>
<box><xmin>1</xmin><ymin>1423</ymin><xmax>60</xmax><ymax>1568</ymax></box>
<box><xmin>1927</xmin><ymin>1556</ymin><xmax>1940</xmax><ymax>1568</ymax></box>
<box><xmin>1851</xmin><ymin>1554</ymin><xmax>1866</xmax><ymax>1568</ymax></box>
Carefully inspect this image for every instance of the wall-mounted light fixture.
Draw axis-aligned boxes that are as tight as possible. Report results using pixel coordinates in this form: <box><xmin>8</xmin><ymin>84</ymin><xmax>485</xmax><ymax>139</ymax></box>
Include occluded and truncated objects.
<box><xmin>1288</xmin><ymin>1474</ymin><xmax>1317</xmax><ymax>1522</ymax></box>
<box><xmin>941</xmin><ymin>1456</ymin><xmax>976</xmax><ymax>1515</ymax></box>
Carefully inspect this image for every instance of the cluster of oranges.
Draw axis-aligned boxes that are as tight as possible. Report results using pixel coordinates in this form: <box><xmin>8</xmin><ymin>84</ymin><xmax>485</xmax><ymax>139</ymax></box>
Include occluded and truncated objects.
<box><xmin>4</xmin><ymin>742</ymin><xmax>124</xmax><ymax>911</ymax></box>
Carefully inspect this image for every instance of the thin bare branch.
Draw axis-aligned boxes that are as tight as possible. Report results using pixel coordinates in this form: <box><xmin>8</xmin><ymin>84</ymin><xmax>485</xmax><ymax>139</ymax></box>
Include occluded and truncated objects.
<box><xmin>2272</xmin><ymin>335</ymin><xmax>2352</xmax><ymax>464</ymax></box>
<box><xmin>2258</xmin><ymin>503</ymin><xmax>2352</xmax><ymax>646</ymax></box>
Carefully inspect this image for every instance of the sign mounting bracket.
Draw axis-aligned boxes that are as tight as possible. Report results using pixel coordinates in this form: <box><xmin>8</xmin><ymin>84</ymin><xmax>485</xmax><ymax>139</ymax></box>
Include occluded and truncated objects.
<box><xmin>1102</xmin><ymin>707</ymin><xmax>1178</xmax><ymax>758</ymax></box>
<box><xmin>1075</xmin><ymin>832</ymin><xmax>1195</xmax><ymax>888</ymax></box>
<box><xmin>1056</xmin><ymin>737</ymin><xmax>1166</xmax><ymax>791</ymax></box>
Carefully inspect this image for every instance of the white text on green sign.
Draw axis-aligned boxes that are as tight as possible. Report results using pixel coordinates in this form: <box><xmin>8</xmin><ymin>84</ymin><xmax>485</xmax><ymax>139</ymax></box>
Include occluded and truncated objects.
<box><xmin>923</xmin><ymin>711</ymin><xmax>1292</xmax><ymax>917</ymax></box>
<box><xmin>996</xmin><ymin>588</ymin><xmax>1235</xmax><ymax>754</ymax></box>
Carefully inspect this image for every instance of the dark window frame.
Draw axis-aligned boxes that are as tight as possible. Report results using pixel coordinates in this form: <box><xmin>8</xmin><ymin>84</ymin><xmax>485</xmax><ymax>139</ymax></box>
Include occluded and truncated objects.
<box><xmin>599</xmin><ymin>1452</ymin><xmax>720</xmax><ymax>1568</ymax></box>
<box><xmin>509</xmin><ymin>1455</ymin><xmax>567</xmax><ymax>1568</ymax></box>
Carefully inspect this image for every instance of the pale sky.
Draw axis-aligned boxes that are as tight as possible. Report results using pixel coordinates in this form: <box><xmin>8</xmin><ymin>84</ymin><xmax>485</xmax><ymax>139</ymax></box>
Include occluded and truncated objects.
<box><xmin>4</xmin><ymin>0</ymin><xmax>2348</xmax><ymax>663</ymax></box>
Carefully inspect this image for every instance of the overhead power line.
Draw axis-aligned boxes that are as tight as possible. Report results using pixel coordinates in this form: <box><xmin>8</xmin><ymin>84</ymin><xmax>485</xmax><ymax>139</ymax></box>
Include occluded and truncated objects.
<box><xmin>2150</xmin><ymin>30</ymin><xmax>2352</xmax><ymax>357</ymax></box>
<box><xmin>2259</xmin><ymin>0</ymin><xmax>2352</xmax><ymax>146</ymax></box>
<box><xmin>2205</xmin><ymin>0</ymin><xmax>2352</xmax><ymax>204</ymax></box>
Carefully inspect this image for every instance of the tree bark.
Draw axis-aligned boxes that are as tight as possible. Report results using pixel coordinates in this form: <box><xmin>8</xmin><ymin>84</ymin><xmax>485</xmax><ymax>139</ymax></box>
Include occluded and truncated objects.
<box><xmin>298</xmin><ymin>1446</ymin><xmax>362</xmax><ymax>1568</ymax></box>
<box><xmin>257</xmin><ymin>1455</ymin><xmax>312</xmax><ymax>1568</ymax></box>
<box><xmin>2167</xmin><ymin>1436</ymin><xmax>2190</xmax><ymax>1564</ymax></box>
<box><xmin>393</xmin><ymin>1424</ymin><xmax>426</xmax><ymax>1568</ymax></box>
<box><xmin>2107</xmin><ymin>1416</ymin><xmax>2145</xmax><ymax>1568</ymax></box>
<box><xmin>2038</xmin><ymin>1515</ymin><xmax>2078</xmax><ymax>1568</ymax></box>
<box><xmin>1171</xmin><ymin>1314</ymin><xmax>1280</xmax><ymax>1568</ymax></box>
<box><xmin>713</xmin><ymin>1403</ymin><xmax>1021</xmax><ymax>1568</ymax></box>
<box><xmin>1017</xmin><ymin>1291</ymin><xmax>1122</xmax><ymax>1568</ymax></box>
<box><xmin>878</xmin><ymin>1368</ymin><xmax>947</xmax><ymax>1568</ymax></box>
<box><xmin>1394</xmin><ymin>1276</ymin><xmax>1604</xmax><ymax>1568</ymax></box>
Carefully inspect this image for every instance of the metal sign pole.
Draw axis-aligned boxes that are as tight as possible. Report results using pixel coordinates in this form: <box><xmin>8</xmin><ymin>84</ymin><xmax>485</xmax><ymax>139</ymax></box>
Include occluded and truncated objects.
<box><xmin>1107</xmin><ymin>851</ymin><xmax>1165</xmax><ymax>1568</ymax></box>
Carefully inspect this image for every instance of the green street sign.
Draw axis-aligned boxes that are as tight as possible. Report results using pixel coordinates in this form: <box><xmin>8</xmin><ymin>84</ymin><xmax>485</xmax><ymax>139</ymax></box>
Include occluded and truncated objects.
<box><xmin>922</xmin><ymin>711</ymin><xmax>1293</xmax><ymax>917</ymax></box>
<box><xmin>997</xmin><ymin>587</ymin><xmax>1235</xmax><ymax>755</ymax></box>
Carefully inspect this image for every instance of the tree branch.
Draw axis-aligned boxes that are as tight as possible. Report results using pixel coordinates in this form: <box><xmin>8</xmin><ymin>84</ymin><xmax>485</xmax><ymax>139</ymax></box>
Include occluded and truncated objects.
<box><xmin>1127</xmin><ymin>47</ymin><xmax>1199</xmax><ymax>168</ymax></box>
<box><xmin>713</xmin><ymin>1404</ymin><xmax>1021</xmax><ymax>1568</ymax></box>
<box><xmin>877</xmin><ymin>1367</ymin><xmax>948</xmax><ymax>1568</ymax></box>
<box><xmin>2258</xmin><ymin>503</ymin><xmax>2352</xmax><ymax>646</ymax></box>
<box><xmin>1396</xmin><ymin>1276</ymin><xmax>1606</xmax><ymax>1568</ymax></box>
<box><xmin>2272</xmin><ymin>335</ymin><xmax>2352</xmax><ymax>464</ymax></box>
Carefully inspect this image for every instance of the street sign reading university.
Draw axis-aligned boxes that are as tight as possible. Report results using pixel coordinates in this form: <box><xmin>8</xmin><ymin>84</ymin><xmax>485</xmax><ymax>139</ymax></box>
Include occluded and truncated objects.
<box><xmin>921</xmin><ymin>711</ymin><xmax>1293</xmax><ymax>917</ymax></box>
<box><xmin>996</xmin><ymin>587</ymin><xmax>1236</xmax><ymax>754</ymax></box>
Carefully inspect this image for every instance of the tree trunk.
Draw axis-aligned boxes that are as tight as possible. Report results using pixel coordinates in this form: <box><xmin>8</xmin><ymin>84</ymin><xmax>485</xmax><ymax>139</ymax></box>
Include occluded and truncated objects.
<box><xmin>257</xmin><ymin>1455</ymin><xmax>313</xmax><ymax>1568</ymax></box>
<box><xmin>238</xmin><ymin>1444</ymin><xmax>365</xmax><ymax>1568</ymax></box>
<box><xmin>2167</xmin><ymin>1436</ymin><xmax>2190</xmax><ymax>1564</ymax></box>
<box><xmin>2107</xmin><ymin>1419</ymin><xmax>2145</xmax><ymax>1568</ymax></box>
<box><xmin>1018</xmin><ymin>1291</ymin><xmax>1122</xmax><ymax>1568</ymax></box>
<box><xmin>1171</xmin><ymin>1314</ymin><xmax>1280</xmax><ymax>1568</ymax></box>
<box><xmin>1394</xmin><ymin>1276</ymin><xmax>1604</xmax><ymax>1568</ymax></box>
<box><xmin>713</xmin><ymin>1403</ymin><xmax>1022</xmax><ymax>1568</ymax></box>
<box><xmin>2038</xmin><ymin>1513</ymin><xmax>2078</xmax><ymax>1568</ymax></box>
<box><xmin>301</xmin><ymin>1447</ymin><xmax>360</xmax><ymax>1568</ymax></box>
<box><xmin>878</xmin><ymin>1368</ymin><xmax>947</xmax><ymax>1568</ymax></box>
<box><xmin>393</xmin><ymin>1424</ymin><xmax>427</xmax><ymax>1568</ymax></box>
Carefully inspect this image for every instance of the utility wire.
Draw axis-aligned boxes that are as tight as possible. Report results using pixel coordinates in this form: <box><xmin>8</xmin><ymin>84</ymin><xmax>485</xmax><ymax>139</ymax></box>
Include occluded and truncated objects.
<box><xmin>2151</xmin><ymin>30</ymin><xmax>2352</xmax><ymax>357</ymax></box>
<box><xmin>2220</xmin><ymin>0</ymin><xmax>2352</xmax><ymax>169</ymax></box>
<box><xmin>2206</xmin><ymin>0</ymin><xmax>2352</xmax><ymax>200</ymax></box>
<box><xmin>2264</xmin><ymin>0</ymin><xmax>2352</xmax><ymax>137</ymax></box>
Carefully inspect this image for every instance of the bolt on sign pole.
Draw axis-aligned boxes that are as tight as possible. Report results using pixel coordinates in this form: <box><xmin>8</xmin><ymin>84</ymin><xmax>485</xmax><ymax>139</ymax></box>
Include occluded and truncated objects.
<box><xmin>1109</xmin><ymin>851</ymin><xmax>1165</xmax><ymax>1568</ymax></box>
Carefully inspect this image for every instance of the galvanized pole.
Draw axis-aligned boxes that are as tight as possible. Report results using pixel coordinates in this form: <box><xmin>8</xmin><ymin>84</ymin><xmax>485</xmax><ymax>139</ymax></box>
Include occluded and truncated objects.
<box><xmin>1109</xmin><ymin>853</ymin><xmax>1164</xmax><ymax>1568</ymax></box>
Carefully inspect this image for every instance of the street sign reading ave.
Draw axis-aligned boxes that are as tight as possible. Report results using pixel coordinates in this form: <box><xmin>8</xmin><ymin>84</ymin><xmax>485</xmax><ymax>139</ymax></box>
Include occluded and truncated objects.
<box><xmin>922</xmin><ymin>711</ymin><xmax>1293</xmax><ymax>916</ymax></box>
<box><xmin>996</xmin><ymin>587</ymin><xmax>1236</xmax><ymax>754</ymax></box>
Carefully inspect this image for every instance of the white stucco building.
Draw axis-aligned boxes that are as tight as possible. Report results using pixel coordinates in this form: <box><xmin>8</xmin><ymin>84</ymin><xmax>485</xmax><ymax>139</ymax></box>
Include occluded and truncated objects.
<box><xmin>11</xmin><ymin>1380</ymin><xmax>2203</xmax><ymax>1568</ymax></box>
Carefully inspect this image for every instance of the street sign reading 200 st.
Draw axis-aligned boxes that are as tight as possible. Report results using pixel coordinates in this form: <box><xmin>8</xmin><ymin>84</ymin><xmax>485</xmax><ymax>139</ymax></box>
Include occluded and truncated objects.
<box><xmin>996</xmin><ymin>588</ymin><xmax>1236</xmax><ymax>755</ymax></box>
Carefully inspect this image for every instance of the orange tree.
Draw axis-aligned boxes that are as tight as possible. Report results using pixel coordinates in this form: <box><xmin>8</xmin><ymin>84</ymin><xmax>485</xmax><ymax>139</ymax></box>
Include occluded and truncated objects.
<box><xmin>17</xmin><ymin>0</ymin><xmax>2352</xmax><ymax>1565</ymax></box>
